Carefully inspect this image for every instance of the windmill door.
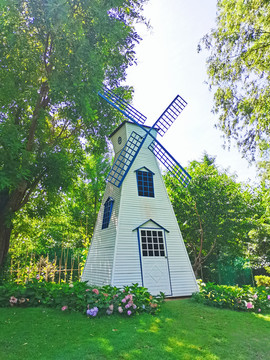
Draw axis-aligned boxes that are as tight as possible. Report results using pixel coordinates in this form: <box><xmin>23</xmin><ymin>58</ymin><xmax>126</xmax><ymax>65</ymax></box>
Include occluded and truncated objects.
<box><xmin>139</xmin><ymin>229</ymin><xmax>172</xmax><ymax>296</ymax></box>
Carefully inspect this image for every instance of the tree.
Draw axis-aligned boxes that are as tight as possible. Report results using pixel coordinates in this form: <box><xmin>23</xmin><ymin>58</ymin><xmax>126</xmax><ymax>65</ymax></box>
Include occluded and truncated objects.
<box><xmin>10</xmin><ymin>154</ymin><xmax>110</xmax><ymax>259</ymax></box>
<box><xmin>0</xmin><ymin>0</ymin><xmax>148</xmax><ymax>267</ymax></box>
<box><xmin>248</xmin><ymin>185</ymin><xmax>270</xmax><ymax>268</ymax></box>
<box><xmin>199</xmin><ymin>0</ymin><xmax>270</xmax><ymax>167</ymax></box>
<box><xmin>165</xmin><ymin>154</ymin><xmax>258</xmax><ymax>278</ymax></box>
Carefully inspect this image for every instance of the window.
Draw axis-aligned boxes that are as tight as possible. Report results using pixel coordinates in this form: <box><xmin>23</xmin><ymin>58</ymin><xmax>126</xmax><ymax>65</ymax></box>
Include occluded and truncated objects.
<box><xmin>102</xmin><ymin>197</ymin><xmax>114</xmax><ymax>229</ymax></box>
<box><xmin>136</xmin><ymin>170</ymin><xmax>154</xmax><ymax>197</ymax></box>
<box><xmin>140</xmin><ymin>229</ymin><xmax>165</xmax><ymax>257</ymax></box>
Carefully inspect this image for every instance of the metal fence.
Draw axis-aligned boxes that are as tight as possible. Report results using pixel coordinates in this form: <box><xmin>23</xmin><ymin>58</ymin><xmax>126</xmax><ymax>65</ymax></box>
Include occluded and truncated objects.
<box><xmin>7</xmin><ymin>249</ymin><xmax>82</xmax><ymax>284</ymax></box>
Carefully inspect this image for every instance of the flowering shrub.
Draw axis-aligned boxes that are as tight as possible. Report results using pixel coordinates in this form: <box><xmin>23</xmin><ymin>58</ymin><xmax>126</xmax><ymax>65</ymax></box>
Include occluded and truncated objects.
<box><xmin>192</xmin><ymin>281</ymin><xmax>270</xmax><ymax>313</ymax></box>
<box><xmin>0</xmin><ymin>280</ymin><xmax>165</xmax><ymax>317</ymax></box>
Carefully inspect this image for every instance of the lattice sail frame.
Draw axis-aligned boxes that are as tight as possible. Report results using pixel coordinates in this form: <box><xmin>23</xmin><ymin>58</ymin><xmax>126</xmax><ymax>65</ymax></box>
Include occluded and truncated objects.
<box><xmin>148</xmin><ymin>140</ymin><xmax>191</xmax><ymax>188</ymax></box>
<box><xmin>106</xmin><ymin>131</ymin><xmax>144</xmax><ymax>187</ymax></box>
<box><xmin>99</xmin><ymin>87</ymin><xmax>191</xmax><ymax>188</ymax></box>
<box><xmin>153</xmin><ymin>95</ymin><xmax>187</xmax><ymax>137</ymax></box>
<box><xmin>98</xmin><ymin>87</ymin><xmax>147</xmax><ymax>125</ymax></box>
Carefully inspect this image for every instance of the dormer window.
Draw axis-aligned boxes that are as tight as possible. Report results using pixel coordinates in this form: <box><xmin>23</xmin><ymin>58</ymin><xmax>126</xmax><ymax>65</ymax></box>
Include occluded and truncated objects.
<box><xmin>136</xmin><ymin>168</ymin><xmax>154</xmax><ymax>198</ymax></box>
<box><xmin>102</xmin><ymin>197</ymin><xmax>114</xmax><ymax>229</ymax></box>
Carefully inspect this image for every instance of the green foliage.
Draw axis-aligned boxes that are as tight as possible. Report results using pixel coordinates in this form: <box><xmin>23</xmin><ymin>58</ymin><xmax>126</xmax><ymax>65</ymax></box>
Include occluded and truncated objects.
<box><xmin>248</xmin><ymin>185</ymin><xmax>270</xmax><ymax>267</ymax></box>
<box><xmin>254</xmin><ymin>275</ymin><xmax>270</xmax><ymax>287</ymax></box>
<box><xmin>0</xmin><ymin>0</ymin><xmax>149</xmax><ymax>265</ymax></box>
<box><xmin>193</xmin><ymin>281</ymin><xmax>270</xmax><ymax>313</ymax></box>
<box><xmin>9</xmin><ymin>154</ymin><xmax>110</xmax><ymax>258</ymax></box>
<box><xmin>165</xmin><ymin>154</ymin><xmax>259</xmax><ymax>278</ymax></box>
<box><xmin>199</xmin><ymin>0</ymin><xmax>270</xmax><ymax>166</ymax></box>
<box><xmin>0</xmin><ymin>280</ymin><xmax>164</xmax><ymax>317</ymax></box>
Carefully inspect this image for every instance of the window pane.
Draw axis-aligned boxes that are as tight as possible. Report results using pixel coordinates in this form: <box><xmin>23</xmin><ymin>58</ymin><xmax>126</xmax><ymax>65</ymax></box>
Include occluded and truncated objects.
<box><xmin>140</xmin><ymin>229</ymin><xmax>166</xmax><ymax>257</ymax></box>
<box><xmin>102</xmin><ymin>198</ymin><xmax>114</xmax><ymax>229</ymax></box>
<box><xmin>136</xmin><ymin>170</ymin><xmax>154</xmax><ymax>197</ymax></box>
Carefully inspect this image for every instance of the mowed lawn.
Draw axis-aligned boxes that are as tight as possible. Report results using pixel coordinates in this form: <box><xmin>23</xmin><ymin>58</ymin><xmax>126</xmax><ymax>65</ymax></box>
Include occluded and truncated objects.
<box><xmin>0</xmin><ymin>299</ymin><xmax>269</xmax><ymax>360</ymax></box>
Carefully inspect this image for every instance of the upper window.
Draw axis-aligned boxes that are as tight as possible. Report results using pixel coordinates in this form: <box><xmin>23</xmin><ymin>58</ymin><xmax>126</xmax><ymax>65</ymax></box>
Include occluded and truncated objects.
<box><xmin>136</xmin><ymin>169</ymin><xmax>154</xmax><ymax>197</ymax></box>
<box><xmin>102</xmin><ymin>197</ymin><xmax>114</xmax><ymax>229</ymax></box>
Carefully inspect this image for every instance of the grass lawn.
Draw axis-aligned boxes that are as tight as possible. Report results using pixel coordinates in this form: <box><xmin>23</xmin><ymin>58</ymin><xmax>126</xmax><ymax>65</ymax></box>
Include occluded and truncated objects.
<box><xmin>0</xmin><ymin>299</ymin><xmax>269</xmax><ymax>360</ymax></box>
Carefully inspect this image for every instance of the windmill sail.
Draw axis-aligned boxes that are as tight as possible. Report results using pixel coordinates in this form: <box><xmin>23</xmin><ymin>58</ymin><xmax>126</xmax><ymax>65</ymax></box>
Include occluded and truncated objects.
<box><xmin>107</xmin><ymin>131</ymin><xmax>144</xmax><ymax>187</ymax></box>
<box><xmin>153</xmin><ymin>95</ymin><xmax>187</xmax><ymax>137</ymax></box>
<box><xmin>148</xmin><ymin>139</ymin><xmax>191</xmax><ymax>187</ymax></box>
<box><xmin>99</xmin><ymin>86</ymin><xmax>191</xmax><ymax>188</ymax></box>
<box><xmin>98</xmin><ymin>87</ymin><xmax>147</xmax><ymax>125</ymax></box>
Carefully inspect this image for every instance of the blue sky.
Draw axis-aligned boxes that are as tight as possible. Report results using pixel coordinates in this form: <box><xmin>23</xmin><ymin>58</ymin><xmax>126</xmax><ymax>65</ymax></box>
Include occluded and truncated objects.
<box><xmin>125</xmin><ymin>0</ymin><xmax>257</xmax><ymax>184</ymax></box>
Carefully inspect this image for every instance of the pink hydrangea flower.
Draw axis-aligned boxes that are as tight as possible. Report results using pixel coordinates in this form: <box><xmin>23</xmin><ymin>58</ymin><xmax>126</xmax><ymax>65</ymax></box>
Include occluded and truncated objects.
<box><xmin>122</xmin><ymin>298</ymin><xmax>127</xmax><ymax>303</ymax></box>
<box><xmin>246</xmin><ymin>302</ymin><xmax>253</xmax><ymax>309</ymax></box>
<box><xmin>258</xmin><ymin>308</ymin><xmax>261</xmax><ymax>312</ymax></box>
<box><xmin>127</xmin><ymin>310</ymin><xmax>132</xmax><ymax>316</ymax></box>
<box><xmin>108</xmin><ymin>304</ymin><xmax>114</xmax><ymax>311</ymax></box>
<box><xmin>86</xmin><ymin>289</ymin><xmax>90</xmax><ymax>292</ymax></box>
<box><xmin>92</xmin><ymin>288</ymin><xmax>99</xmax><ymax>295</ymax></box>
<box><xmin>118</xmin><ymin>306</ymin><xmax>123</xmax><ymax>313</ymax></box>
<box><xmin>253</xmin><ymin>294</ymin><xmax>258</xmax><ymax>300</ymax></box>
<box><xmin>61</xmin><ymin>305</ymin><xmax>68</xmax><ymax>311</ymax></box>
<box><xmin>133</xmin><ymin>304</ymin><xmax>137</xmax><ymax>310</ymax></box>
<box><xmin>9</xmin><ymin>296</ymin><xmax>17</xmax><ymax>306</ymax></box>
<box><xmin>268</xmin><ymin>295</ymin><xmax>270</xmax><ymax>300</ymax></box>
<box><xmin>125</xmin><ymin>303</ymin><xmax>130</xmax><ymax>309</ymax></box>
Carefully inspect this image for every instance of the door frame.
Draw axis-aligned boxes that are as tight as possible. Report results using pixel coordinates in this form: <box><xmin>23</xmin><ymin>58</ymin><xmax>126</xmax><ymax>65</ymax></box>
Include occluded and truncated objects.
<box><xmin>137</xmin><ymin>227</ymin><xmax>172</xmax><ymax>296</ymax></box>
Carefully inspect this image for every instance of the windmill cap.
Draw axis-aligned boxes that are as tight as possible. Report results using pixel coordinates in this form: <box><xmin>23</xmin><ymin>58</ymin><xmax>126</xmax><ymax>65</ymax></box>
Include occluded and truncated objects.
<box><xmin>109</xmin><ymin>121</ymin><xmax>158</xmax><ymax>138</ymax></box>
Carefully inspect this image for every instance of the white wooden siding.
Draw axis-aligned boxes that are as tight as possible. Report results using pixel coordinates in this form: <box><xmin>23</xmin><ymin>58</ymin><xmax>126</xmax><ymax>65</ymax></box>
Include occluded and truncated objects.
<box><xmin>82</xmin><ymin>122</ymin><xmax>198</xmax><ymax>296</ymax></box>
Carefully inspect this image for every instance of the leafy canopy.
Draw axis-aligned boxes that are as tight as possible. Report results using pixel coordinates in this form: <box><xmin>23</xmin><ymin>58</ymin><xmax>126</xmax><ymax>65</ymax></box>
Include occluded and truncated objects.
<box><xmin>165</xmin><ymin>154</ymin><xmax>259</xmax><ymax>275</ymax></box>
<box><xmin>199</xmin><ymin>0</ymin><xmax>270</xmax><ymax>164</ymax></box>
<box><xmin>0</xmin><ymin>0</ymin><xmax>148</xmax><ymax>199</ymax></box>
<box><xmin>0</xmin><ymin>0</ymin><xmax>148</xmax><ymax>266</ymax></box>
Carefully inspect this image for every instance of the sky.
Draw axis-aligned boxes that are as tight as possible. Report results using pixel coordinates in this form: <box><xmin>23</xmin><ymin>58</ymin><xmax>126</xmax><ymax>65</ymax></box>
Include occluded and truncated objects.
<box><xmin>124</xmin><ymin>0</ymin><xmax>258</xmax><ymax>184</ymax></box>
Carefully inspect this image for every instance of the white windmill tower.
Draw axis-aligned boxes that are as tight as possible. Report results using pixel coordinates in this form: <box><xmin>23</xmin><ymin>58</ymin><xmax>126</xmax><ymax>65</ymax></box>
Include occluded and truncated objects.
<box><xmin>82</xmin><ymin>87</ymin><xmax>198</xmax><ymax>296</ymax></box>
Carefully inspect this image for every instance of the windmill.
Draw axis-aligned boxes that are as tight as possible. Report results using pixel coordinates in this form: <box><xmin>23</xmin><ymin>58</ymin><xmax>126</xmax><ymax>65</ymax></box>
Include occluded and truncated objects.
<box><xmin>98</xmin><ymin>87</ymin><xmax>191</xmax><ymax>189</ymax></box>
<box><xmin>82</xmin><ymin>87</ymin><xmax>198</xmax><ymax>297</ymax></box>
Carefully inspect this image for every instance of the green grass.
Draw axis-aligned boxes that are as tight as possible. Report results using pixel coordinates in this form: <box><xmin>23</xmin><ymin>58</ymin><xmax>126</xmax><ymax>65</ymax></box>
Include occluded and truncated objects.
<box><xmin>0</xmin><ymin>299</ymin><xmax>269</xmax><ymax>360</ymax></box>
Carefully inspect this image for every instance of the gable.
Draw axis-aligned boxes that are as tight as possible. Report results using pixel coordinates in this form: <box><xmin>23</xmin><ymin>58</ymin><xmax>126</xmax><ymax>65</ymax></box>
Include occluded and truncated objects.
<box><xmin>133</xmin><ymin>219</ymin><xmax>169</xmax><ymax>232</ymax></box>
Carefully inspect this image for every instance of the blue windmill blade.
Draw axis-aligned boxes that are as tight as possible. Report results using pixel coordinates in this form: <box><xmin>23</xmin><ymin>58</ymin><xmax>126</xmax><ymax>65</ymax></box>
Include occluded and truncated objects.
<box><xmin>148</xmin><ymin>139</ymin><xmax>191</xmax><ymax>187</ymax></box>
<box><xmin>98</xmin><ymin>87</ymin><xmax>147</xmax><ymax>125</ymax></box>
<box><xmin>107</xmin><ymin>131</ymin><xmax>146</xmax><ymax>187</ymax></box>
<box><xmin>153</xmin><ymin>95</ymin><xmax>187</xmax><ymax>137</ymax></box>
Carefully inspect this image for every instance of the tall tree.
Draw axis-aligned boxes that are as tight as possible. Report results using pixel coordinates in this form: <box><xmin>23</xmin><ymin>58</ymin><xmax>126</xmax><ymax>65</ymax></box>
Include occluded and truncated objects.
<box><xmin>0</xmin><ymin>0</ymin><xmax>148</xmax><ymax>267</ymax></box>
<box><xmin>199</xmin><ymin>0</ymin><xmax>270</xmax><ymax>168</ymax></box>
<box><xmin>165</xmin><ymin>154</ymin><xmax>258</xmax><ymax>277</ymax></box>
<box><xmin>10</xmin><ymin>154</ymin><xmax>110</xmax><ymax>258</ymax></box>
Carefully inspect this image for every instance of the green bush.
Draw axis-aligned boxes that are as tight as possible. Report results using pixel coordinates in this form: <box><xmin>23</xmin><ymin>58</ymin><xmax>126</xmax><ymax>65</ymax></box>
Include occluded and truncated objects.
<box><xmin>192</xmin><ymin>281</ymin><xmax>270</xmax><ymax>313</ymax></box>
<box><xmin>254</xmin><ymin>275</ymin><xmax>270</xmax><ymax>287</ymax></box>
<box><xmin>0</xmin><ymin>280</ymin><xmax>164</xmax><ymax>317</ymax></box>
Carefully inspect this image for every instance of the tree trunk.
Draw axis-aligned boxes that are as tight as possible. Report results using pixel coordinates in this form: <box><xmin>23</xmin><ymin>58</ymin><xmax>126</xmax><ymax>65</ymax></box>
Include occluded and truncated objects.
<box><xmin>0</xmin><ymin>215</ymin><xmax>13</xmax><ymax>268</ymax></box>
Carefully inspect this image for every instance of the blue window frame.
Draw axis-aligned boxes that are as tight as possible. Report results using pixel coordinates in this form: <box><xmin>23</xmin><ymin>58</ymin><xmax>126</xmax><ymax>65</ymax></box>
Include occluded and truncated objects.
<box><xmin>102</xmin><ymin>197</ymin><xmax>114</xmax><ymax>229</ymax></box>
<box><xmin>136</xmin><ymin>169</ymin><xmax>154</xmax><ymax>197</ymax></box>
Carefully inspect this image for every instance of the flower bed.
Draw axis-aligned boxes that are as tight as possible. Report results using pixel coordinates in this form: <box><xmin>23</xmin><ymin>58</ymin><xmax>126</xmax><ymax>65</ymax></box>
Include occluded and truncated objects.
<box><xmin>0</xmin><ymin>280</ymin><xmax>164</xmax><ymax>317</ymax></box>
<box><xmin>192</xmin><ymin>280</ymin><xmax>270</xmax><ymax>313</ymax></box>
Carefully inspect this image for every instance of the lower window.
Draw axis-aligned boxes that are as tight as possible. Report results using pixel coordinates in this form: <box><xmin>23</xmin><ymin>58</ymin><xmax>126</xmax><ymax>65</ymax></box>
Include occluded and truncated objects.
<box><xmin>140</xmin><ymin>229</ymin><xmax>165</xmax><ymax>257</ymax></box>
